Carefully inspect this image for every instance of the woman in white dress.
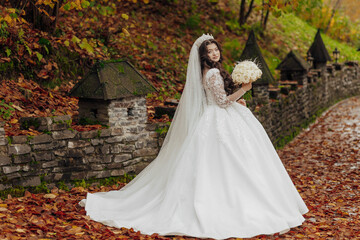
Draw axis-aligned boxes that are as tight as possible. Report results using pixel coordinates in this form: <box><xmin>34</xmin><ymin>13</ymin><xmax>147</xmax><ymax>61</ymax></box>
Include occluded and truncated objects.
<box><xmin>80</xmin><ymin>34</ymin><xmax>308</xmax><ymax>239</ymax></box>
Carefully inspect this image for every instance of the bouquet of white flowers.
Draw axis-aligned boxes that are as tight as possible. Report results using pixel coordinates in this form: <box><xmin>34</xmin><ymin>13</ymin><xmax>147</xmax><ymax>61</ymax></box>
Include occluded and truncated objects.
<box><xmin>231</xmin><ymin>60</ymin><xmax>262</xmax><ymax>85</ymax></box>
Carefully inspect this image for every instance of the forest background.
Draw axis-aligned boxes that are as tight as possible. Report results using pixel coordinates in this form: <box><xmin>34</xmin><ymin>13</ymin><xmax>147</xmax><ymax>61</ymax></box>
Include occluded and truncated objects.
<box><xmin>0</xmin><ymin>0</ymin><xmax>359</xmax><ymax>136</ymax></box>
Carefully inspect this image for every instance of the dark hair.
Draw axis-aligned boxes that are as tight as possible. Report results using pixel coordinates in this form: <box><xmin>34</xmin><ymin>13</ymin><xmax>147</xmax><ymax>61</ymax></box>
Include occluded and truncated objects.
<box><xmin>199</xmin><ymin>39</ymin><xmax>235</xmax><ymax>95</ymax></box>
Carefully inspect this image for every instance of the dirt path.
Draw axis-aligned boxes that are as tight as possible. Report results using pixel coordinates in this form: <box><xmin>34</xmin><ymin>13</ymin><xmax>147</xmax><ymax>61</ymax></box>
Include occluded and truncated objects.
<box><xmin>0</xmin><ymin>96</ymin><xmax>359</xmax><ymax>240</ymax></box>
<box><xmin>276</xmin><ymin>95</ymin><xmax>360</xmax><ymax>239</ymax></box>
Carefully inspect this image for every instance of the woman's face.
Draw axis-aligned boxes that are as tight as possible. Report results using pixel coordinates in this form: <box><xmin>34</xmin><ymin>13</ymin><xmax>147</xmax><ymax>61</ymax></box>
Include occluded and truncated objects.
<box><xmin>206</xmin><ymin>43</ymin><xmax>220</xmax><ymax>62</ymax></box>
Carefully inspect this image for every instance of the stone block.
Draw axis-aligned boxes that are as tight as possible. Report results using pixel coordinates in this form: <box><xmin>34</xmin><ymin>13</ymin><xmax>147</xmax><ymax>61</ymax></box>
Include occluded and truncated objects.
<box><xmin>125</xmin><ymin>126</ymin><xmax>142</xmax><ymax>134</ymax></box>
<box><xmin>50</xmin><ymin>123</ymin><xmax>68</xmax><ymax>131</ymax></box>
<box><xmin>19</xmin><ymin>117</ymin><xmax>51</xmax><ymax>131</ymax></box>
<box><xmin>86</xmin><ymin>171</ymin><xmax>99</xmax><ymax>178</ymax></box>
<box><xmin>111</xmin><ymin>128</ymin><xmax>124</xmax><ymax>136</ymax></box>
<box><xmin>99</xmin><ymin>129</ymin><xmax>111</xmax><ymax>137</ymax></box>
<box><xmin>81</xmin><ymin>130</ymin><xmax>99</xmax><ymax>139</ymax></box>
<box><xmin>104</xmin><ymin>155</ymin><xmax>113</xmax><ymax>163</ymax></box>
<box><xmin>0</xmin><ymin>145</ymin><xmax>6</xmax><ymax>155</ymax></box>
<box><xmin>101</xmin><ymin>144</ymin><xmax>111</xmax><ymax>154</ymax></box>
<box><xmin>0</xmin><ymin>137</ymin><xmax>7</xmax><ymax>146</ymax></box>
<box><xmin>122</xmin><ymin>157</ymin><xmax>144</xmax><ymax>167</ymax></box>
<box><xmin>0</xmin><ymin>184</ymin><xmax>11</xmax><ymax>191</ymax></box>
<box><xmin>30</xmin><ymin>134</ymin><xmax>52</xmax><ymax>144</ymax></box>
<box><xmin>54</xmin><ymin>149</ymin><xmax>66</xmax><ymax>157</ymax></box>
<box><xmin>33</xmin><ymin>141</ymin><xmax>66</xmax><ymax>151</ymax></box>
<box><xmin>110</xmin><ymin>169</ymin><xmax>125</xmax><ymax>176</ymax></box>
<box><xmin>22</xmin><ymin>165</ymin><xmax>30</xmax><ymax>172</ymax></box>
<box><xmin>114</xmin><ymin>154</ymin><xmax>132</xmax><ymax>163</ymax></box>
<box><xmin>3</xmin><ymin>165</ymin><xmax>21</xmax><ymax>174</ymax></box>
<box><xmin>52</xmin><ymin>130</ymin><xmax>77</xmax><ymax>140</ymax></box>
<box><xmin>120</xmin><ymin>144</ymin><xmax>136</xmax><ymax>152</ymax></box>
<box><xmin>52</xmin><ymin>115</ymin><xmax>71</xmax><ymax>122</ymax></box>
<box><xmin>91</xmin><ymin>139</ymin><xmax>103</xmax><ymax>146</ymax></box>
<box><xmin>112</xmin><ymin>102</ymin><xmax>135</xmax><ymax>108</ymax></box>
<box><xmin>32</xmin><ymin>152</ymin><xmax>53</xmax><ymax>161</ymax></box>
<box><xmin>88</xmin><ymin>155</ymin><xmax>112</xmax><ymax>164</ymax></box>
<box><xmin>106</xmin><ymin>162</ymin><xmax>123</xmax><ymax>169</ymax></box>
<box><xmin>90</xmin><ymin>164</ymin><xmax>104</xmax><ymax>171</ymax></box>
<box><xmin>88</xmin><ymin>170</ymin><xmax>111</xmax><ymax>179</ymax></box>
<box><xmin>52</xmin><ymin>167</ymin><xmax>62</xmax><ymax>173</ymax></box>
<box><xmin>133</xmin><ymin>148</ymin><xmax>158</xmax><ymax>158</ymax></box>
<box><xmin>70</xmin><ymin>171</ymin><xmax>87</xmax><ymax>180</ymax></box>
<box><xmin>0</xmin><ymin>155</ymin><xmax>11</xmax><ymax>166</ymax></box>
<box><xmin>84</xmin><ymin>146</ymin><xmax>95</xmax><ymax>154</ymax></box>
<box><xmin>109</xmin><ymin>144</ymin><xmax>119</xmax><ymax>154</ymax></box>
<box><xmin>68</xmin><ymin>140</ymin><xmax>91</xmax><ymax>148</ymax></box>
<box><xmin>42</xmin><ymin>160</ymin><xmax>59</xmax><ymax>168</ymax></box>
<box><xmin>20</xmin><ymin>176</ymin><xmax>41</xmax><ymax>187</ymax></box>
<box><xmin>11</xmin><ymin>135</ymin><xmax>28</xmax><ymax>144</ymax></box>
<box><xmin>145</xmin><ymin>123</ymin><xmax>158</xmax><ymax>131</ymax></box>
<box><xmin>67</xmin><ymin>149</ymin><xmax>84</xmax><ymax>158</ymax></box>
<box><xmin>51</xmin><ymin>115</ymin><xmax>71</xmax><ymax>131</ymax></box>
<box><xmin>13</xmin><ymin>154</ymin><xmax>32</xmax><ymax>164</ymax></box>
<box><xmin>6</xmin><ymin>172</ymin><xmax>21</xmax><ymax>180</ymax></box>
<box><xmin>86</xmin><ymin>156</ymin><xmax>102</xmax><ymax>163</ymax></box>
<box><xmin>105</xmin><ymin>136</ymin><xmax>124</xmax><ymax>143</ymax></box>
<box><xmin>8</xmin><ymin>144</ymin><xmax>31</xmax><ymax>155</ymax></box>
<box><xmin>146</xmin><ymin>140</ymin><xmax>158</xmax><ymax>148</ymax></box>
<box><xmin>54</xmin><ymin>173</ymin><xmax>63</xmax><ymax>181</ymax></box>
<box><xmin>123</xmin><ymin>134</ymin><xmax>140</xmax><ymax>142</ymax></box>
<box><xmin>123</xmin><ymin>165</ymin><xmax>136</xmax><ymax>174</ymax></box>
<box><xmin>138</xmin><ymin>119</ymin><xmax>147</xmax><ymax>124</ymax></box>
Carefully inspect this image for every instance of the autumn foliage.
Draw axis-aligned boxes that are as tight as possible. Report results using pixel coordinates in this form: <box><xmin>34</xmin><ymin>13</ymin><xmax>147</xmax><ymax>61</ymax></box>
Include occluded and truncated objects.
<box><xmin>0</xmin><ymin>0</ymin><xmax>359</xmax><ymax>136</ymax></box>
<box><xmin>0</xmin><ymin>0</ymin><xmax>236</xmax><ymax>135</ymax></box>
<box><xmin>0</xmin><ymin>96</ymin><xmax>359</xmax><ymax>239</ymax></box>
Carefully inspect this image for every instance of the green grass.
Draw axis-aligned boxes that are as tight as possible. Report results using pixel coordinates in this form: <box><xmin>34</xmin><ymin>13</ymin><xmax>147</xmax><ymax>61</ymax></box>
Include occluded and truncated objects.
<box><xmin>268</xmin><ymin>13</ymin><xmax>360</xmax><ymax>64</ymax></box>
<box><xmin>0</xmin><ymin>174</ymin><xmax>136</xmax><ymax>200</ymax></box>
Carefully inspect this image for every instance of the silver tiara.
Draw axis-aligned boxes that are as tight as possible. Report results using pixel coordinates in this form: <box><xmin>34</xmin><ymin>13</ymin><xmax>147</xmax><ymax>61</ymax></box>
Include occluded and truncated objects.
<box><xmin>194</xmin><ymin>33</ymin><xmax>214</xmax><ymax>48</ymax></box>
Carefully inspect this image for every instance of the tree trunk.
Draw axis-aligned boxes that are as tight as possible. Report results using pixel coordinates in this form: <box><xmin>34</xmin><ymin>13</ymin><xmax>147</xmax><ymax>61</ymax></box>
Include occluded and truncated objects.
<box><xmin>261</xmin><ymin>0</ymin><xmax>265</xmax><ymax>25</ymax></box>
<box><xmin>244</xmin><ymin>0</ymin><xmax>255</xmax><ymax>21</ymax></box>
<box><xmin>262</xmin><ymin>9</ymin><xmax>270</xmax><ymax>31</ymax></box>
<box><xmin>324</xmin><ymin>0</ymin><xmax>342</xmax><ymax>33</ymax></box>
<box><xmin>239</xmin><ymin>0</ymin><xmax>246</xmax><ymax>25</ymax></box>
<box><xmin>9</xmin><ymin>0</ymin><xmax>63</xmax><ymax>34</ymax></box>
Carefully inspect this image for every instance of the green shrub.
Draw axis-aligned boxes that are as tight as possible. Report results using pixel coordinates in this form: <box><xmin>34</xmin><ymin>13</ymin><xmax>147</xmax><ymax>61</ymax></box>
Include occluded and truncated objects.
<box><xmin>0</xmin><ymin>100</ymin><xmax>15</xmax><ymax>120</ymax></box>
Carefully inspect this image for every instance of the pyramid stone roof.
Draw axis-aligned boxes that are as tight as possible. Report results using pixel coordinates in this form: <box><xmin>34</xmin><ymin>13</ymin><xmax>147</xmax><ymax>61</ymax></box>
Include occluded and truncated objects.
<box><xmin>308</xmin><ymin>29</ymin><xmax>332</xmax><ymax>63</ymax></box>
<box><xmin>69</xmin><ymin>60</ymin><xmax>156</xmax><ymax>100</ymax></box>
<box><xmin>276</xmin><ymin>50</ymin><xmax>310</xmax><ymax>71</ymax></box>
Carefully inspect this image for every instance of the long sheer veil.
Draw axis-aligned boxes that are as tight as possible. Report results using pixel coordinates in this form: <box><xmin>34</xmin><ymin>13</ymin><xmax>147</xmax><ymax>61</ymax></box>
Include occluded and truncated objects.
<box><xmin>161</xmin><ymin>33</ymin><xmax>213</xmax><ymax>149</ymax></box>
<box><xmin>113</xmin><ymin>34</ymin><xmax>214</xmax><ymax>191</ymax></box>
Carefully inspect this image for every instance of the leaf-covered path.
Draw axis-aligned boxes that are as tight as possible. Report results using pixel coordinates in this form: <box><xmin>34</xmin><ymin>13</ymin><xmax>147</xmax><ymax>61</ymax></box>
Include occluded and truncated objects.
<box><xmin>0</xmin><ymin>96</ymin><xmax>359</xmax><ymax>240</ymax></box>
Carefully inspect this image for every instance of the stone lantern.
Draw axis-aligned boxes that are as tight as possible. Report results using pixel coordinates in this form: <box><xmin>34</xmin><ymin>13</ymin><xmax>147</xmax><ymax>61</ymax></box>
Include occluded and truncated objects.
<box><xmin>276</xmin><ymin>50</ymin><xmax>310</xmax><ymax>86</ymax></box>
<box><xmin>69</xmin><ymin>60</ymin><xmax>156</xmax><ymax>131</ymax></box>
<box><xmin>307</xmin><ymin>29</ymin><xmax>332</xmax><ymax>70</ymax></box>
<box><xmin>238</xmin><ymin>30</ymin><xmax>273</xmax><ymax>104</ymax></box>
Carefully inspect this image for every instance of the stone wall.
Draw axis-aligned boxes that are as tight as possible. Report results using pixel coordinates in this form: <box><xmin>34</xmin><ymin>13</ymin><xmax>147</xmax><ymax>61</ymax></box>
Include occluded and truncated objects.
<box><xmin>252</xmin><ymin>63</ymin><xmax>360</xmax><ymax>145</ymax></box>
<box><xmin>0</xmin><ymin>62</ymin><xmax>359</xmax><ymax>190</ymax></box>
<box><xmin>0</xmin><ymin>115</ymin><xmax>166</xmax><ymax>190</ymax></box>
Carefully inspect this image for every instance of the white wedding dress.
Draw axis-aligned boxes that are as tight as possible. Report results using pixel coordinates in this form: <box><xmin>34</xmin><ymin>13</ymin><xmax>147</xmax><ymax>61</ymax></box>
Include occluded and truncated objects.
<box><xmin>80</xmin><ymin>67</ymin><xmax>308</xmax><ymax>239</ymax></box>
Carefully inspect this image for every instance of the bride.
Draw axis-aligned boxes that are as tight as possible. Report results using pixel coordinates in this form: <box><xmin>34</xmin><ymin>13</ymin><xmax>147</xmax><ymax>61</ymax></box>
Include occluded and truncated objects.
<box><xmin>80</xmin><ymin>34</ymin><xmax>308</xmax><ymax>239</ymax></box>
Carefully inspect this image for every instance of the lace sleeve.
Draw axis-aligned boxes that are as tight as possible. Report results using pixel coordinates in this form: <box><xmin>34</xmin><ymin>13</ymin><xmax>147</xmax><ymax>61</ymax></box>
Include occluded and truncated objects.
<box><xmin>205</xmin><ymin>69</ymin><xmax>234</xmax><ymax>108</ymax></box>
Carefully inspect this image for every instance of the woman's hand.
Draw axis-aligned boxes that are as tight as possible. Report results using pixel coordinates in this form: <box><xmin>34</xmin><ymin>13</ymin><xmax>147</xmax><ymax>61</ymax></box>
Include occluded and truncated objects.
<box><xmin>241</xmin><ymin>82</ymin><xmax>252</xmax><ymax>92</ymax></box>
<box><xmin>237</xmin><ymin>98</ymin><xmax>246</xmax><ymax>107</ymax></box>
<box><xmin>229</xmin><ymin>82</ymin><xmax>252</xmax><ymax>103</ymax></box>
